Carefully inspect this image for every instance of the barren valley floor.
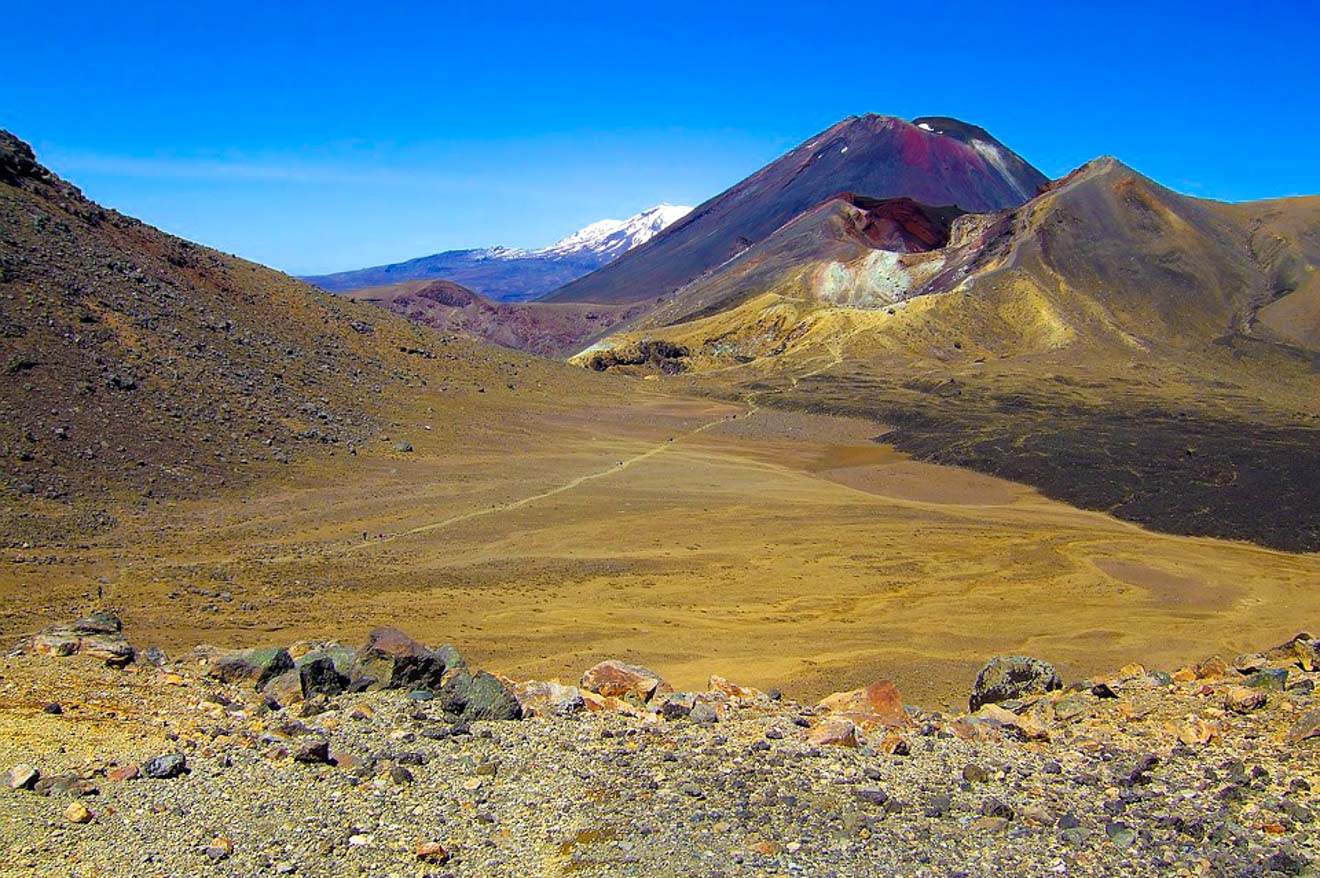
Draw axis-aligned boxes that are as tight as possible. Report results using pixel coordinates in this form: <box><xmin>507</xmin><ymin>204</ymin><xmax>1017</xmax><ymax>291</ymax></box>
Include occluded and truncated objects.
<box><xmin>3</xmin><ymin>394</ymin><xmax>1317</xmax><ymax>709</ymax></box>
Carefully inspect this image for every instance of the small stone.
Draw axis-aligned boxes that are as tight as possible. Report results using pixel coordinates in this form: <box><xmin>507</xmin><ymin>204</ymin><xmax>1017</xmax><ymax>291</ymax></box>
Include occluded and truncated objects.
<box><xmin>972</xmin><ymin>816</ymin><xmax>1008</xmax><ymax>832</ymax></box>
<box><xmin>1245</xmin><ymin>668</ymin><xmax>1288</xmax><ymax>690</ymax></box>
<box><xmin>1060</xmin><ymin>827</ymin><xmax>1090</xmax><ymax>846</ymax></box>
<box><xmin>816</xmin><ymin>679</ymin><xmax>909</xmax><ymax>728</ymax></box>
<box><xmin>107</xmin><ymin>765</ymin><xmax>139</xmax><ymax>782</ymax></box>
<box><xmin>389</xmin><ymin>765</ymin><xmax>414</xmax><ymax>785</ymax></box>
<box><xmin>416</xmin><ymin>842</ymin><xmax>449</xmax><ymax>864</ymax></box>
<box><xmin>1286</xmin><ymin>709</ymin><xmax>1320</xmax><ymax>745</ymax></box>
<box><xmin>1224</xmin><ymin>686</ymin><xmax>1267</xmax><ymax>713</ymax></box>
<box><xmin>64</xmin><ymin>801</ymin><xmax>92</xmax><ymax>824</ymax></box>
<box><xmin>141</xmin><ymin>753</ymin><xmax>187</xmax><ymax>779</ymax></box>
<box><xmin>689</xmin><ymin>702</ymin><xmax>719</xmax><ymax>724</ymax></box>
<box><xmin>680</xmin><ymin>782</ymin><xmax>703</xmax><ymax>797</ymax></box>
<box><xmin>855</xmin><ymin>787</ymin><xmax>890</xmax><ymax>807</ymax></box>
<box><xmin>806</xmin><ymin>717</ymin><xmax>857</xmax><ymax>747</ymax></box>
<box><xmin>1105</xmin><ymin>821</ymin><xmax>1136</xmax><ymax>849</ymax></box>
<box><xmin>981</xmin><ymin>798</ymin><xmax>1013</xmax><ymax>820</ymax></box>
<box><xmin>962</xmin><ymin>763</ymin><xmax>990</xmax><ymax>784</ymax></box>
<box><xmin>41</xmin><ymin>702</ymin><xmax>63</xmax><ymax>715</ymax></box>
<box><xmin>294</xmin><ymin>739</ymin><xmax>331</xmax><ymax>764</ymax></box>
<box><xmin>205</xmin><ymin>838</ymin><xmax>233</xmax><ymax>861</ymax></box>
<box><xmin>7</xmin><ymin>764</ymin><xmax>39</xmax><ymax>791</ymax></box>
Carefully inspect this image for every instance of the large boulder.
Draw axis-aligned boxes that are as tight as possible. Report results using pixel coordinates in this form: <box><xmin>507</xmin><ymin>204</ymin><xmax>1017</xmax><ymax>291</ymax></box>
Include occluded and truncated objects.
<box><xmin>208</xmin><ymin>647</ymin><xmax>294</xmax><ymax>688</ymax></box>
<box><xmin>579</xmin><ymin>660</ymin><xmax>672</xmax><ymax>703</ymax></box>
<box><xmin>970</xmin><ymin>655</ymin><xmax>1062</xmax><ymax>711</ymax></box>
<box><xmin>440</xmin><ymin>669</ymin><xmax>522</xmax><ymax>721</ymax></box>
<box><xmin>351</xmin><ymin>628</ymin><xmax>450</xmax><ymax>691</ymax></box>
<box><xmin>32</xmin><ymin>611</ymin><xmax>134</xmax><ymax>667</ymax></box>
<box><xmin>817</xmin><ymin>679</ymin><xmax>910</xmax><ymax>729</ymax></box>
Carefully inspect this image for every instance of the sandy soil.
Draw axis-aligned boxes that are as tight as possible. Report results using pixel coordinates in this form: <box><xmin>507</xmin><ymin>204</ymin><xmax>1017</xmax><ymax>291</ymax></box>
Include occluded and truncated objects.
<box><xmin>3</xmin><ymin>396</ymin><xmax>1317</xmax><ymax>711</ymax></box>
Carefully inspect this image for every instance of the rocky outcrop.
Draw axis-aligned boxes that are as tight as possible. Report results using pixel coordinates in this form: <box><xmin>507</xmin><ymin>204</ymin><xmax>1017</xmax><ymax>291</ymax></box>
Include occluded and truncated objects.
<box><xmin>31</xmin><ymin>611</ymin><xmax>134</xmax><ymax>667</ymax></box>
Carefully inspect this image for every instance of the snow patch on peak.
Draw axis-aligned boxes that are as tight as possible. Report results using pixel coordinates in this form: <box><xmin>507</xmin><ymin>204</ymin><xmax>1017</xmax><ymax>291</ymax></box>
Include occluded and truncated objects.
<box><xmin>970</xmin><ymin>140</ymin><xmax>1030</xmax><ymax>200</ymax></box>
<box><xmin>533</xmin><ymin>203</ymin><xmax>692</xmax><ymax>262</ymax></box>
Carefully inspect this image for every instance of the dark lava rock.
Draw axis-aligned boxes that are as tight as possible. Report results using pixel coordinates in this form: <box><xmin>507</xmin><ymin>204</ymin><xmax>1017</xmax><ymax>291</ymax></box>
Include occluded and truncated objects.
<box><xmin>969</xmin><ymin>655</ymin><xmax>1062</xmax><ymax>711</ymax></box>
<box><xmin>141</xmin><ymin>754</ymin><xmax>187</xmax><ymax>779</ymax></box>
<box><xmin>981</xmin><ymin>798</ymin><xmax>1013</xmax><ymax>820</ymax></box>
<box><xmin>298</xmin><ymin>655</ymin><xmax>348</xmax><ymax>697</ymax></box>
<box><xmin>294</xmin><ymin>739</ymin><xmax>331</xmax><ymax>764</ymax></box>
<box><xmin>210</xmin><ymin>647</ymin><xmax>294</xmax><ymax>688</ymax></box>
<box><xmin>352</xmin><ymin>628</ymin><xmax>450</xmax><ymax>691</ymax></box>
<box><xmin>439</xmin><ymin>669</ymin><xmax>522</xmax><ymax>721</ymax></box>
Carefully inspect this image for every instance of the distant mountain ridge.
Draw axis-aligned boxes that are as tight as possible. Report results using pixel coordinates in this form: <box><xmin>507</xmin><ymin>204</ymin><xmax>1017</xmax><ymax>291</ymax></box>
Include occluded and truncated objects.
<box><xmin>303</xmin><ymin>204</ymin><xmax>690</xmax><ymax>301</ymax></box>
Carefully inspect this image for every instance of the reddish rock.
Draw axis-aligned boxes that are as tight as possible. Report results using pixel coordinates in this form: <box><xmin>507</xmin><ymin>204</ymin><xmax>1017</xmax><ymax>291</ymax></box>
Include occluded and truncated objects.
<box><xmin>709</xmin><ymin>675</ymin><xmax>761</xmax><ymax>700</ymax></box>
<box><xmin>816</xmin><ymin>679</ymin><xmax>909</xmax><ymax>728</ymax></box>
<box><xmin>416</xmin><ymin>842</ymin><xmax>450</xmax><ymax>864</ymax></box>
<box><xmin>107</xmin><ymin>765</ymin><xmax>138</xmax><ymax>782</ymax></box>
<box><xmin>807</xmin><ymin>717</ymin><xmax>858</xmax><ymax>747</ymax></box>
<box><xmin>579</xmin><ymin>660</ymin><xmax>672</xmax><ymax>703</ymax></box>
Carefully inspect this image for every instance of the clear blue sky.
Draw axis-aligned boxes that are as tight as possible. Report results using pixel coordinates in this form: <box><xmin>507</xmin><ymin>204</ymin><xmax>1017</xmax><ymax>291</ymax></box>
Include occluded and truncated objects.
<box><xmin>4</xmin><ymin>1</ymin><xmax>1317</xmax><ymax>274</ymax></box>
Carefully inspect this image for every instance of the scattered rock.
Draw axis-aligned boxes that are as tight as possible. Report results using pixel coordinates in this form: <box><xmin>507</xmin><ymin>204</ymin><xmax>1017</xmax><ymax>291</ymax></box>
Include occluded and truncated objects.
<box><xmin>807</xmin><ymin>717</ymin><xmax>858</xmax><ymax>747</ymax></box>
<box><xmin>6</xmin><ymin>764</ymin><xmax>39</xmax><ymax>791</ymax></box>
<box><xmin>205</xmin><ymin>837</ymin><xmax>233</xmax><ymax>861</ymax></box>
<box><xmin>293</xmin><ymin>739</ymin><xmax>331</xmax><ymax>764</ymax></box>
<box><xmin>416</xmin><ymin>842</ymin><xmax>449</xmax><ymax>864</ymax></box>
<box><xmin>1286</xmin><ymin>709</ymin><xmax>1320</xmax><ymax>745</ymax></box>
<box><xmin>141</xmin><ymin>753</ymin><xmax>187</xmax><ymax>779</ymax></box>
<box><xmin>63</xmin><ymin>801</ymin><xmax>92</xmax><ymax>824</ymax></box>
<box><xmin>689</xmin><ymin>702</ymin><xmax>719</xmax><ymax>724</ymax></box>
<box><xmin>1224</xmin><ymin>686</ymin><xmax>1267</xmax><ymax>713</ymax></box>
<box><xmin>107</xmin><ymin>765</ymin><xmax>138</xmax><ymax>782</ymax></box>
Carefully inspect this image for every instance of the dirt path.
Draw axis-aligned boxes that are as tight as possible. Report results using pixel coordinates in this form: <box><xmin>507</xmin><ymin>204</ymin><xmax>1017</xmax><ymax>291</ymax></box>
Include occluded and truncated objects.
<box><xmin>349</xmin><ymin>402</ymin><xmax>754</xmax><ymax>550</ymax></box>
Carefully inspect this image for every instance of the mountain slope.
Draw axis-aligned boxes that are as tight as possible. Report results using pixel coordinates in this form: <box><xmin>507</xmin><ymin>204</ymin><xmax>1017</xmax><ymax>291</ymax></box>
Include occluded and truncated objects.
<box><xmin>579</xmin><ymin>159</ymin><xmax>1320</xmax><ymax>550</ymax></box>
<box><xmin>0</xmin><ymin>130</ymin><xmax>599</xmax><ymax>529</ymax></box>
<box><xmin>303</xmin><ymin>204</ymin><xmax>690</xmax><ymax>301</ymax></box>
<box><xmin>345</xmin><ymin>279</ymin><xmax>644</xmax><ymax>358</ymax></box>
<box><xmin>545</xmin><ymin>114</ymin><xmax>1047</xmax><ymax>306</ymax></box>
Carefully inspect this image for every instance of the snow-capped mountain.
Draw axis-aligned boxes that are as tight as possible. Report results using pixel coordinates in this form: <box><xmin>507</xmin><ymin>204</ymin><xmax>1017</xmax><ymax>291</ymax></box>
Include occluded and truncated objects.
<box><xmin>530</xmin><ymin>204</ymin><xmax>691</xmax><ymax>261</ymax></box>
<box><xmin>303</xmin><ymin>204</ymin><xmax>691</xmax><ymax>302</ymax></box>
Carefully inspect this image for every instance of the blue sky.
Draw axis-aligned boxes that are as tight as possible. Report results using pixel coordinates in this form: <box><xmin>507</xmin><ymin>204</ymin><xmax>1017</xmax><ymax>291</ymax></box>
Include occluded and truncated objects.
<box><xmin>4</xmin><ymin>1</ymin><xmax>1317</xmax><ymax>274</ymax></box>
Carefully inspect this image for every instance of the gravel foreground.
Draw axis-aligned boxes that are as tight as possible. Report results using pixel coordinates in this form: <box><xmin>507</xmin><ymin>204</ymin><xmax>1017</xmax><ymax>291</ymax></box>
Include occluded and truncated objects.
<box><xmin>2</xmin><ymin>622</ymin><xmax>1319</xmax><ymax>878</ymax></box>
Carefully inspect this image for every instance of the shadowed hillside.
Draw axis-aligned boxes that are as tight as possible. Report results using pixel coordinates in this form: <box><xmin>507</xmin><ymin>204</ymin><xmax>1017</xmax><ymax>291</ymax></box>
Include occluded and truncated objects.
<box><xmin>0</xmin><ymin>131</ymin><xmax>611</xmax><ymax>537</ymax></box>
<box><xmin>581</xmin><ymin>159</ymin><xmax>1320</xmax><ymax>550</ymax></box>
